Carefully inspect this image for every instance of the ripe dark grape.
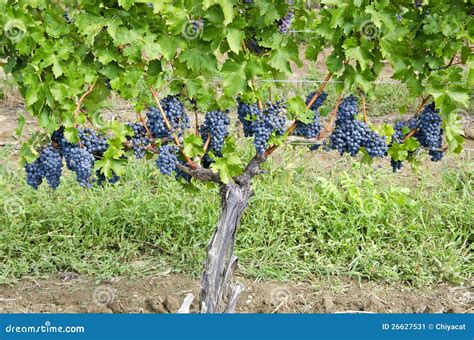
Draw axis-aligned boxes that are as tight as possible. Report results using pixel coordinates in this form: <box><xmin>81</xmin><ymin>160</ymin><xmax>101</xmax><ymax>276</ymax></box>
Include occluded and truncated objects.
<box><xmin>237</xmin><ymin>98</ymin><xmax>259</xmax><ymax>137</ymax></box>
<box><xmin>278</xmin><ymin>11</ymin><xmax>294</xmax><ymax>34</ymax></box>
<box><xmin>330</xmin><ymin>95</ymin><xmax>388</xmax><ymax>158</ymax></box>
<box><xmin>147</xmin><ymin>96</ymin><xmax>190</xmax><ymax>139</ymax></box>
<box><xmin>391</xmin><ymin>159</ymin><xmax>403</xmax><ymax>172</ymax></box>
<box><xmin>25</xmin><ymin>161</ymin><xmax>44</xmax><ymax>190</ymax></box>
<box><xmin>25</xmin><ymin>145</ymin><xmax>63</xmax><ymax>190</ymax></box>
<box><xmin>127</xmin><ymin>123</ymin><xmax>151</xmax><ymax>159</ymax></box>
<box><xmin>63</xmin><ymin>145</ymin><xmax>95</xmax><ymax>188</ymax></box>
<box><xmin>415</xmin><ymin>0</ymin><xmax>423</xmax><ymax>7</ymax></box>
<box><xmin>96</xmin><ymin>170</ymin><xmax>120</xmax><ymax>186</ymax></box>
<box><xmin>199</xmin><ymin>110</ymin><xmax>231</xmax><ymax>158</ymax></box>
<box><xmin>295</xmin><ymin>91</ymin><xmax>328</xmax><ymax>138</ymax></box>
<box><xmin>246</xmin><ymin>38</ymin><xmax>271</xmax><ymax>55</ymax></box>
<box><xmin>63</xmin><ymin>8</ymin><xmax>73</xmax><ymax>24</ymax></box>
<box><xmin>192</xmin><ymin>19</ymin><xmax>204</xmax><ymax>33</ymax></box>
<box><xmin>39</xmin><ymin>145</ymin><xmax>63</xmax><ymax>189</ymax></box>
<box><xmin>415</xmin><ymin>104</ymin><xmax>444</xmax><ymax>162</ymax></box>
<box><xmin>176</xmin><ymin>160</ymin><xmax>192</xmax><ymax>182</ymax></box>
<box><xmin>78</xmin><ymin>128</ymin><xmax>108</xmax><ymax>156</ymax></box>
<box><xmin>156</xmin><ymin>144</ymin><xmax>179</xmax><ymax>176</ymax></box>
<box><xmin>237</xmin><ymin>99</ymin><xmax>287</xmax><ymax>154</ymax></box>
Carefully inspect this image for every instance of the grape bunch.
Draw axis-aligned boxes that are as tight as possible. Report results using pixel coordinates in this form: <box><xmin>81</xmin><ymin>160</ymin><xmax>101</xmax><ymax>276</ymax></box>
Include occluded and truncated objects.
<box><xmin>415</xmin><ymin>104</ymin><xmax>444</xmax><ymax>161</ymax></box>
<box><xmin>278</xmin><ymin>11</ymin><xmax>294</xmax><ymax>34</ymax></box>
<box><xmin>127</xmin><ymin>123</ymin><xmax>151</xmax><ymax>159</ymax></box>
<box><xmin>192</xmin><ymin>19</ymin><xmax>204</xmax><ymax>33</ymax></box>
<box><xmin>415</xmin><ymin>0</ymin><xmax>423</xmax><ymax>7</ymax></box>
<box><xmin>391</xmin><ymin>159</ymin><xmax>404</xmax><ymax>172</ymax></box>
<box><xmin>25</xmin><ymin>145</ymin><xmax>63</xmax><ymax>190</ymax></box>
<box><xmin>176</xmin><ymin>160</ymin><xmax>192</xmax><ymax>182</ymax></box>
<box><xmin>330</xmin><ymin>95</ymin><xmax>388</xmax><ymax>158</ymax></box>
<box><xmin>237</xmin><ymin>98</ymin><xmax>260</xmax><ymax>137</ymax></box>
<box><xmin>156</xmin><ymin>144</ymin><xmax>179</xmax><ymax>176</ymax></box>
<box><xmin>62</xmin><ymin>145</ymin><xmax>96</xmax><ymax>188</ymax></box>
<box><xmin>295</xmin><ymin>91</ymin><xmax>328</xmax><ymax>138</ymax></box>
<box><xmin>246</xmin><ymin>38</ymin><xmax>271</xmax><ymax>55</ymax></box>
<box><xmin>199</xmin><ymin>110</ymin><xmax>231</xmax><ymax>157</ymax></box>
<box><xmin>63</xmin><ymin>8</ymin><xmax>73</xmax><ymax>24</ymax></box>
<box><xmin>78</xmin><ymin>128</ymin><xmax>108</xmax><ymax>156</ymax></box>
<box><xmin>146</xmin><ymin>96</ymin><xmax>190</xmax><ymax>140</ymax></box>
<box><xmin>237</xmin><ymin>100</ymin><xmax>287</xmax><ymax>154</ymax></box>
<box><xmin>96</xmin><ymin>170</ymin><xmax>120</xmax><ymax>186</ymax></box>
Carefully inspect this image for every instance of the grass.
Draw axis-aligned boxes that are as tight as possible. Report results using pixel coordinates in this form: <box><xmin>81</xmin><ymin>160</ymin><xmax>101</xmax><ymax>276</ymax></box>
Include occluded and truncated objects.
<box><xmin>0</xmin><ymin>145</ymin><xmax>472</xmax><ymax>286</ymax></box>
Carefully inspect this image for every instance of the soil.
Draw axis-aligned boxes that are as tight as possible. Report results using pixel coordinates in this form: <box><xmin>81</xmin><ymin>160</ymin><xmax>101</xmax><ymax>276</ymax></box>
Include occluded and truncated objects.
<box><xmin>0</xmin><ymin>273</ymin><xmax>472</xmax><ymax>314</ymax></box>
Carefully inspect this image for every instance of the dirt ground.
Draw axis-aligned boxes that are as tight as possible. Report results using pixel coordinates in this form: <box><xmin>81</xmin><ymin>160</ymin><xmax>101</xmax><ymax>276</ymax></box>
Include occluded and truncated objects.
<box><xmin>0</xmin><ymin>273</ymin><xmax>472</xmax><ymax>314</ymax></box>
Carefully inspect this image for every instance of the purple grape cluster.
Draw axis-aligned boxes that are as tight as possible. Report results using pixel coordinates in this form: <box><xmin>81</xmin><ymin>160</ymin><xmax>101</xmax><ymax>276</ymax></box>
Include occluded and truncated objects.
<box><xmin>295</xmin><ymin>91</ymin><xmax>328</xmax><ymax>138</ymax></box>
<box><xmin>63</xmin><ymin>8</ymin><xmax>73</xmax><ymax>24</ymax></box>
<box><xmin>176</xmin><ymin>160</ymin><xmax>192</xmax><ymax>182</ymax></box>
<box><xmin>237</xmin><ymin>100</ymin><xmax>287</xmax><ymax>154</ymax></box>
<box><xmin>237</xmin><ymin>98</ymin><xmax>259</xmax><ymax>137</ymax></box>
<box><xmin>26</xmin><ymin>127</ymin><xmax>120</xmax><ymax>189</ymax></box>
<box><xmin>156</xmin><ymin>144</ymin><xmax>179</xmax><ymax>176</ymax></box>
<box><xmin>330</xmin><ymin>95</ymin><xmax>388</xmax><ymax>158</ymax></box>
<box><xmin>25</xmin><ymin>145</ymin><xmax>63</xmax><ymax>190</ymax></box>
<box><xmin>146</xmin><ymin>96</ymin><xmax>190</xmax><ymax>139</ymax></box>
<box><xmin>390</xmin><ymin>104</ymin><xmax>444</xmax><ymax>164</ymax></box>
<box><xmin>199</xmin><ymin>110</ymin><xmax>231</xmax><ymax>157</ymax></box>
<box><xmin>415</xmin><ymin>0</ymin><xmax>423</xmax><ymax>8</ymax></box>
<box><xmin>78</xmin><ymin>128</ymin><xmax>108</xmax><ymax>156</ymax></box>
<box><xmin>96</xmin><ymin>170</ymin><xmax>120</xmax><ymax>186</ymax></box>
<box><xmin>415</xmin><ymin>104</ymin><xmax>444</xmax><ymax>161</ymax></box>
<box><xmin>127</xmin><ymin>123</ymin><xmax>151</xmax><ymax>159</ymax></box>
<box><xmin>192</xmin><ymin>19</ymin><xmax>204</xmax><ymax>33</ymax></box>
<box><xmin>246</xmin><ymin>38</ymin><xmax>271</xmax><ymax>55</ymax></box>
<box><xmin>278</xmin><ymin>11</ymin><xmax>294</xmax><ymax>34</ymax></box>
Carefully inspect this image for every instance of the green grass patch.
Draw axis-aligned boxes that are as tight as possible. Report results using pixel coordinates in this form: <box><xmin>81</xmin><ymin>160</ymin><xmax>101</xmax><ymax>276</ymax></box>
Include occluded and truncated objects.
<box><xmin>0</xmin><ymin>151</ymin><xmax>472</xmax><ymax>286</ymax></box>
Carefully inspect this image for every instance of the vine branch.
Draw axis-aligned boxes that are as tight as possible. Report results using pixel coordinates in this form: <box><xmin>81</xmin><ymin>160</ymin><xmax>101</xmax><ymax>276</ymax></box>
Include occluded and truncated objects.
<box><xmin>316</xmin><ymin>93</ymin><xmax>343</xmax><ymax>141</ymax></box>
<box><xmin>73</xmin><ymin>82</ymin><xmax>96</xmax><ymax>127</ymax></box>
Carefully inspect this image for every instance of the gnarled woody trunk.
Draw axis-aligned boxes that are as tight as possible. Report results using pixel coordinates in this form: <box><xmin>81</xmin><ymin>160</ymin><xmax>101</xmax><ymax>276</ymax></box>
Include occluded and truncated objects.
<box><xmin>200</xmin><ymin>181</ymin><xmax>252</xmax><ymax>313</ymax></box>
<box><xmin>177</xmin><ymin>155</ymin><xmax>265</xmax><ymax>313</ymax></box>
